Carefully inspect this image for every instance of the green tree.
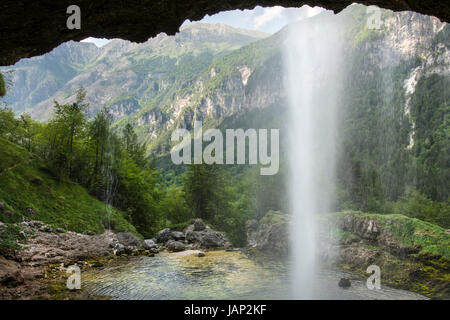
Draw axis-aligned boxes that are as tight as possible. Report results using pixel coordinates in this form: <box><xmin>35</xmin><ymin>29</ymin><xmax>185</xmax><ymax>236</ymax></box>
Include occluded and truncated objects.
<box><xmin>0</xmin><ymin>74</ymin><xmax>6</xmax><ymax>97</ymax></box>
<box><xmin>184</xmin><ymin>163</ymin><xmax>229</xmax><ymax>222</ymax></box>
<box><xmin>47</xmin><ymin>87</ymin><xmax>89</xmax><ymax>178</ymax></box>
<box><xmin>0</xmin><ymin>107</ymin><xmax>18</xmax><ymax>141</ymax></box>
<box><xmin>89</xmin><ymin>108</ymin><xmax>111</xmax><ymax>175</ymax></box>
<box><xmin>122</xmin><ymin>123</ymin><xmax>146</xmax><ymax>167</ymax></box>
<box><xmin>160</xmin><ymin>186</ymin><xmax>191</xmax><ymax>225</ymax></box>
<box><xmin>114</xmin><ymin>154</ymin><xmax>162</xmax><ymax>237</ymax></box>
<box><xmin>18</xmin><ymin>113</ymin><xmax>41</xmax><ymax>152</ymax></box>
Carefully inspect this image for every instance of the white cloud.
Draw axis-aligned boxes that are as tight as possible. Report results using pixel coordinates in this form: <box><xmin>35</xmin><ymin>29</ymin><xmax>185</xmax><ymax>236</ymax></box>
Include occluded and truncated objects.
<box><xmin>254</xmin><ymin>6</ymin><xmax>285</xmax><ymax>28</ymax></box>
<box><xmin>175</xmin><ymin>5</ymin><xmax>327</xmax><ymax>35</ymax></box>
<box><xmin>302</xmin><ymin>6</ymin><xmax>325</xmax><ymax>19</ymax></box>
<box><xmin>81</xmin><ymin>37</ymin><xmax>111</xmax><ymax>47</ymax></box>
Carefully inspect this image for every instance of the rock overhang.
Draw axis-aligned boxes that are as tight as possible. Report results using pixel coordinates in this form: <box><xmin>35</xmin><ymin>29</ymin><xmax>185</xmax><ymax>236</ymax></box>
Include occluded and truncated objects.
<box><xmin>0</xmin><ymin>0</ymin><xmax>448</xmax><ymax>66</ymax></box>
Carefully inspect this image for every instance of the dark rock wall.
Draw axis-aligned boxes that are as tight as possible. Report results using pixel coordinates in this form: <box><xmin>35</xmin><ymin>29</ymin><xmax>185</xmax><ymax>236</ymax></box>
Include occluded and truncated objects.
<box><xmin>1</xmin><ymin>0</ymin><xmax>448</xmax><ymax>66</ymax></box>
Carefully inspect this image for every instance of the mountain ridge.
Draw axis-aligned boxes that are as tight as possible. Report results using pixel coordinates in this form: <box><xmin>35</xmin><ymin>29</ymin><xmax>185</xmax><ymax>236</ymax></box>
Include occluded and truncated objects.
<box><xmin>1</xmin><ymin>23</ymin><xmax>268</xmax><ymax>121</ymax></box>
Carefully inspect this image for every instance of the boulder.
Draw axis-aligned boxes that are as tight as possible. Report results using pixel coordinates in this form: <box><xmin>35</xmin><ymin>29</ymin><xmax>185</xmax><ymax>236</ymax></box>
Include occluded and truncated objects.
<box><xmin>171</xmin><ymin>231</ymin><xmax>185</xmax><ymax>241</ymax></box>
<box><xmin>200</xmin><ymin>231</ymin><xmax>230</xmax><ymax>248</ymax></box>
<box><xmin>28</xmin><ymin>220</ymin><xmax>43</xmax><ymax>228</ymax></box>
<box><xmin>193</xmin><ymin>219</ymin><xmax>206</xmax><ymax>231</ymax></box>
<box><xmin>149</xmin><ymin>247</ymin><xmax>160</xmax><ymax>254</ymax></box>
<box><xmin>0</xmin><ymin>256</ymin><xmax>24</xmax><ymax>287</ymax></box>
<box><xmin>166</xmin><ymin>240</ymin><xmax>185</xmax><ymax>252</ymax></box>
<box><xmin>338</xmin><ymin>278</ymin><xmax>351</xmax><ymax>288</ymax></box>
<box><xmin>39</xmin><ymin>225</ymin><xmax>53</xmax><ymax>233</ymax></box>
<box><xmin>114</xmin><ymin>243</ymin><xmax>125</xmax><ymax>255</ymax></box>
<box><xmin>185</xmin><ymin>223</ymin><xmax>231</xmax><ymax>249</ymax></box>
<box><xmin>156</xmin><ymin>228</ymin><xmax>172</xmax><ymax>243</ymax></box>
<box><xmin>143</xmin><ymin>239</ymin><xmax>157</xmax><ymax>249</ymax></box>
<box><xmin>246</xmin><ymin>210</ymin><xmax>289</xmax><ymax>256</ymax></box>
<box><xmin>197</xmin><ymin>252</ymin><xmax>206</xmax><ymax>257</ymax></box>
<box><xmin>185</xmin><ymin>228</ymin><xmax>203</xmax><ymax>243</ymax></box>
<box><xmin>116</xmin><ymin>232</ymin><xmax>143</xmax><ymax>247</ymax></box>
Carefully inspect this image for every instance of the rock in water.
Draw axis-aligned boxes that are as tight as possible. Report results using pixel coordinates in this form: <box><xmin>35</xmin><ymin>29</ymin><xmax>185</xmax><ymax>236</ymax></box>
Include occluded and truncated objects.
<box><xmin>245</xmin><ymin>210</ymin><xmax>289</xmax><ymax>256</ymax></box>
<box><xmin>338</xmin><ymin>278</ymin><xmax>351</xmax><ymax>288</ymax></box>
<box><xmin>156</xmin><ymin>228</ymin><xmax>172</xmax><ymax>243</ymax></box>
<box><xmin>143</xmin><ymin>239</ymin><xmax>157</xmax><ymax>249</ymax></box>
<box><xmin>200</xmin><ymin>231</ymin><xmax>228</xmax><ymax>248</ymax></box>
<box><xmin>166</xmin><ymin>240</ymin><xmax>185</xmax><ymax>252</ymax></box>
<box><xmin>185</xmin><ymin>223</ymin><xmax>231</xmax><ymax>249</ymax></box>
<box><xmin>116</xmin><ymin>232</ymin><xmax>143</xmax><ymax>247</ymax></box>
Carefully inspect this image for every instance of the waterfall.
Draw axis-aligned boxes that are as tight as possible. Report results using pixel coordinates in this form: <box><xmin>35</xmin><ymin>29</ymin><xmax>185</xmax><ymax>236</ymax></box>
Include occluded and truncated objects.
<box><xmin>283</xmin><ymin>12</ymin><xmax>344</xmax><ymax>299</ymax></box>
<box><xmin>102</xmin><ymin>120</ymin><xmax>118</xmax><ymax>232</ymax></box>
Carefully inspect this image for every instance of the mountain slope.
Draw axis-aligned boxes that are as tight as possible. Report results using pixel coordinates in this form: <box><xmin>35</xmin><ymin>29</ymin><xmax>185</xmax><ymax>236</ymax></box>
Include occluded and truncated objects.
<box><xmin>0</xmin><ymin>138</ymin><xmax>136</xmax><ymax>234</ymax></box>
<box><xmin>2</xmin><ymin>23</ymin><xmax>268</xmax><ymax>121</ymax></box>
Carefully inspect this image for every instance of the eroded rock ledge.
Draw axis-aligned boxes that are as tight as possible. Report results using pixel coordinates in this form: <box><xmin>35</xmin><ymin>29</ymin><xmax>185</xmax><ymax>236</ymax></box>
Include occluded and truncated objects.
<box><xmin>0</xmin><ymin>218</ymin><xmax>231</xmax><ymax>299</ymax></box>
<box><xmin>0</xmin><ymin>220</ymin><xmax>155</xmax><ymax>299</ymax></box>
<box><xmin>0</xmin><ymin>0</ymin><xmax>448</xmax><ymax>66</ymax></box>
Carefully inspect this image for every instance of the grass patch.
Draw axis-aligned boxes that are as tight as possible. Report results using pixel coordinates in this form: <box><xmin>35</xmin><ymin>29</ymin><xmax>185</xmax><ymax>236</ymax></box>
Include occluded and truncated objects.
<box><xmin>0</xmin><ymin>138</ymin><xmax>137</xmax><ymax>235</ymax></box>
<box><xmin>340</xmin><ymin>211</ymin><xmax>450</xmax><ymax>260</ymax></box>
<box><xmin>0</xmin><ymin>223</ymin><xmax>23</xmax><ymax>255</ymax></box>
<box><xmin>260</xmin><ymin>210</ymin><xmax>288</xmax><ymax>225</ymax></box>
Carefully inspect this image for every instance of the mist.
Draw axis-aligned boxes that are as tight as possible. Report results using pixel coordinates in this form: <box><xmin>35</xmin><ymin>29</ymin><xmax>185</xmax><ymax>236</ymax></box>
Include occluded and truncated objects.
<box><xmin>284</xmin><ymin>12</ymin><xmax>344</xmax><ymax>298</ymax></box>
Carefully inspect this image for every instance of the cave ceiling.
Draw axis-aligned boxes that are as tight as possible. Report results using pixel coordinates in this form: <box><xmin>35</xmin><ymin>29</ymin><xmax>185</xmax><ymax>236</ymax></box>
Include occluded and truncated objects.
<box><xmin>0</xmin><ymin>0</ymin><xmax>448</xmax><ymax>66</ymax></box>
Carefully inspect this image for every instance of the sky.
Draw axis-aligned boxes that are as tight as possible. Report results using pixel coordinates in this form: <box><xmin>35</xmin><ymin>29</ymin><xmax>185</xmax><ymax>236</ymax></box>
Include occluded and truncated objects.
<box><xmin>82</xmin><ymin>5</ymin><xmax>325</xmax><ymax>47</ymax></box>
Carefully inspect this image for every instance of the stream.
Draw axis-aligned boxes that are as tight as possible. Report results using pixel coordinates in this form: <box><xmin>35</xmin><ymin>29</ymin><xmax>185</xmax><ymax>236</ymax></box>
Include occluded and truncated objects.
<box><xmin>82</xmin><ymin>250</ymin><xmax>427</xmax><ymax>300</ymax></box>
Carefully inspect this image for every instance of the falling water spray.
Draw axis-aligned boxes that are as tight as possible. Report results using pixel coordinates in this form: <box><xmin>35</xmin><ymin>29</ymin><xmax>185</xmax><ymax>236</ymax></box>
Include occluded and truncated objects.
<box><xmin>283</xmin><ymin>12</ymin><xmax>344</xmax><ymax>299</ymax></box>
